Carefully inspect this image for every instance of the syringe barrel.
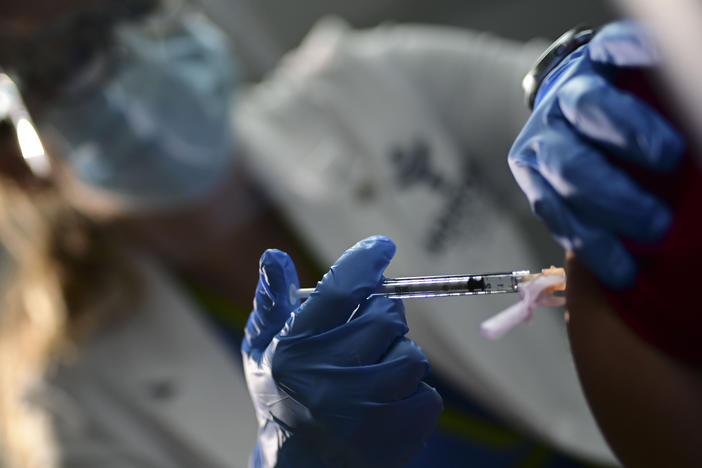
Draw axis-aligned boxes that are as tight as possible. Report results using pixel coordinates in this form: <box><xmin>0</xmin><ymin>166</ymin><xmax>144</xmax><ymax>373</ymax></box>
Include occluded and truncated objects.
<box><xmin>375</xmin><ymin>272</ymin><xmax>525</xmax><ymax>299</ymax></box>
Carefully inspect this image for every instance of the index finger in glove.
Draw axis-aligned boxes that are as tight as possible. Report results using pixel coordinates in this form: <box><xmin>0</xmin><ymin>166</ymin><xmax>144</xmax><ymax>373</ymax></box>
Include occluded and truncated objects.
<box><xmin>556</xmin><ymin>74</ymin><xmax>684</xmax><ymax>172</ymax></box>
<box><xmin>370</xmin><ymin>337</ymin><xmax>431</xmax><ymax>402</ymax></box>
<box><xmin>510</xmin><ymin>160</ymin><xmax>638</xmax><ymax>288</ymax></box>
<box><xmin>290</xmin><ymin>236</ymin><xmax>396</xmax><ymax>335</ymax></box>
<box><xmin>304</xmin><ymin>297</ymin><xmax>409</xmax><ymax>367</ymax></box>
<box><xmin>520</xmin><ymin>120</ymin><xmax>673</xmax><ymax>242</ymax></box>
<box><xmin>588</xmin><ymin>20</ymin><xmax>660</xmax><ymax>67</ymax></box>
<box><xmin>243</xmin><ymin>249</ymin><xmax>300</xmax><ymax>358</ymax></box>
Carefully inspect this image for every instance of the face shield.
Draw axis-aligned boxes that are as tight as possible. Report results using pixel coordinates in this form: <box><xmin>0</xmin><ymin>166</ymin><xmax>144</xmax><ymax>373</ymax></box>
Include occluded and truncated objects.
<box><xmin>20</xmin><ymin>4</ymin><xmax>239</xmax><ymax>216</ymax></box>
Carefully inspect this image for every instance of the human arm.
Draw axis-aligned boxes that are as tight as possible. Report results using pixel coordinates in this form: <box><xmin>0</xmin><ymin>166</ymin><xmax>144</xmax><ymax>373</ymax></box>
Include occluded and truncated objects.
<box><xmin>241</xmin><ymin>236</ymin><xmax>442</xmax><ymax>467</ymax></box>
<box><xmin>508</xmin><ymin>21</ymin><xmax>702</xmax><ymax>465</ymax></box>
<box><xmin>565</xmin><ymin>252</ymin><xmax>702</xmax><ymax>467</ymax></box>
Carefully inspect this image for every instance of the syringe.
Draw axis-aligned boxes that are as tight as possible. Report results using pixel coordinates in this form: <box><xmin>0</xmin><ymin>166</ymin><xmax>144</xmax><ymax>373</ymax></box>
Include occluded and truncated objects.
<box><xmin>291</xmin><ymin>268</ymin><xmax>565</xmax><ymax>303</ymax></box>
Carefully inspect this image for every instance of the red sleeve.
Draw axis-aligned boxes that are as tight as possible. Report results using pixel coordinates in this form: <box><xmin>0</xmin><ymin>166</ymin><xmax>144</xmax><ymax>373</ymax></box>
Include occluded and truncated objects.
<box><xmin>604</xmin><ymin>71</ymin><xmax>702</xmax><ymax>370</ymax></box>
<box><xmin>606</xmin><ymin>154</ymin><xmax>702</xmax><ymax>369</ymax></box>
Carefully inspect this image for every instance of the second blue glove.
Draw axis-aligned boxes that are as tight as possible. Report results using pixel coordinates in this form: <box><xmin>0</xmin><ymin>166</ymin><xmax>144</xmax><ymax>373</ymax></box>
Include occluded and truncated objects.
<box><xmin>508</xmin><ymin>21</ymin><xmax>685</xmax><ymax>288</ymax></box>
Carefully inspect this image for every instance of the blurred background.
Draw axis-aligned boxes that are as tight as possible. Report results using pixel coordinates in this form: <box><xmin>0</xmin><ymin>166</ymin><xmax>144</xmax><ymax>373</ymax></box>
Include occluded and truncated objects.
<box><xmin>196</xmin><ymin>0</ymin><xmax>617</xmax><ymax>80</ymax></box>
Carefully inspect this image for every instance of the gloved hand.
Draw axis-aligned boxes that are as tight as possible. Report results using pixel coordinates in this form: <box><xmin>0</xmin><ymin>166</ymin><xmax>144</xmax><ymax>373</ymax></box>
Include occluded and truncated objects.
<box><xmin>242</xmin><ymin>235</ymin><xmax>443</xmax><ymax>468</ymax></box>
<box><xmin>508</xmin><ymin>21</ymin><xmax>685</xmax><ymax>288</ymax></box>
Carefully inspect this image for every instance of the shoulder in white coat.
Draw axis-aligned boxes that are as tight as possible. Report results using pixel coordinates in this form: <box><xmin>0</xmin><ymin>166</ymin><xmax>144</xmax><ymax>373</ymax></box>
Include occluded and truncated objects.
<box><xmin>43</xmin><ymin>253</ymin><xmax>257</xmax><ymax>468</ymax></box>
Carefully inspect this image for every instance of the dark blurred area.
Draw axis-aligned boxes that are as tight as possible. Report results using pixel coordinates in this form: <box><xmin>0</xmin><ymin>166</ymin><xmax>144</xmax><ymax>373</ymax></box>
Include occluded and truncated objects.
<box><xmin>196</xmin><ymin>0</ymin><xmax>618</xmax><ymax>80</ymax></box>
<box><xmin>266</xmin><ymin>0</ymin><xmax>616</xmax><ymax>42</ymax></box>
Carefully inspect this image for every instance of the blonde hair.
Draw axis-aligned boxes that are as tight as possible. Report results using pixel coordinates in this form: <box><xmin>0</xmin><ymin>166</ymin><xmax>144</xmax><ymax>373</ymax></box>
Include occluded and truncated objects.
<box><xmin>0</xmin><ymin>178</ymin><xmax>134</xmax><ymax>467</ymax></box>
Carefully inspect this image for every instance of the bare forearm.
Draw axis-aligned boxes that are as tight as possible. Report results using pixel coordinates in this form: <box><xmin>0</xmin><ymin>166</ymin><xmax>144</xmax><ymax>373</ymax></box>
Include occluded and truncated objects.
<box><xmin>565</xmin><ymin>252</ymin><xmax>702</xmax><ymax>467</ymax></box>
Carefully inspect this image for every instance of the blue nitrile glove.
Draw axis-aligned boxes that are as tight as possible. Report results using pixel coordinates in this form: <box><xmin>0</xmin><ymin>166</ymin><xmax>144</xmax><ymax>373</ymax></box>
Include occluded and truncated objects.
<box><xmin>242</xmin><ymin>236</ymin><xmax>443</xmax><ymax>468</ymax></box>
<box><xmin>508</xmin><ymin>21</ymin><xmax>685</xmax><ymax>288</ymax></box>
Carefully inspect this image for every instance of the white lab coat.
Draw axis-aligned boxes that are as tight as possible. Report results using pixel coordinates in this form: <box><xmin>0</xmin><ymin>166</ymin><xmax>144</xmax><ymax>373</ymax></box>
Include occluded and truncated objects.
<box><xmin>43</xmin><ymin>254</ymin><xmax>257</xmax><ymax>467</ymax></box>
<box><xmin>235</xmin><ymin>19</ymin><xmax>617</xmax><ymax>465</ymax></box>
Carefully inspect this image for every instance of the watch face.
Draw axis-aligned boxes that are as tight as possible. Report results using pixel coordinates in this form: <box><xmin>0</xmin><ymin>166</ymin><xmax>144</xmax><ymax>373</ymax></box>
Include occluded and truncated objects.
<box><xmin>523</xmin><ymin>26</ymin><xmax>595</xmax><ymax>109</ymax></box>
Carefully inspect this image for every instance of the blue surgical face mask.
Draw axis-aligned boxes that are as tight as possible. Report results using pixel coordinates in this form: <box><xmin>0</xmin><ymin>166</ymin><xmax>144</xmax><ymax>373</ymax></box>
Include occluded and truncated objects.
<box><xmin>40</xmin><ymin>10</ymin><xmax>238</xmax><ymax>214</ymax></box>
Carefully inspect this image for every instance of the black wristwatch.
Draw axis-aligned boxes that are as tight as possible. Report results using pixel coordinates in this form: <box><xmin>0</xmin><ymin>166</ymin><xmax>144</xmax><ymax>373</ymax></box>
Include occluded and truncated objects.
<box><xmin>522</xmin><ymin>26</ymin><xmax>596</xmax><ymax>110</ymax></box>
